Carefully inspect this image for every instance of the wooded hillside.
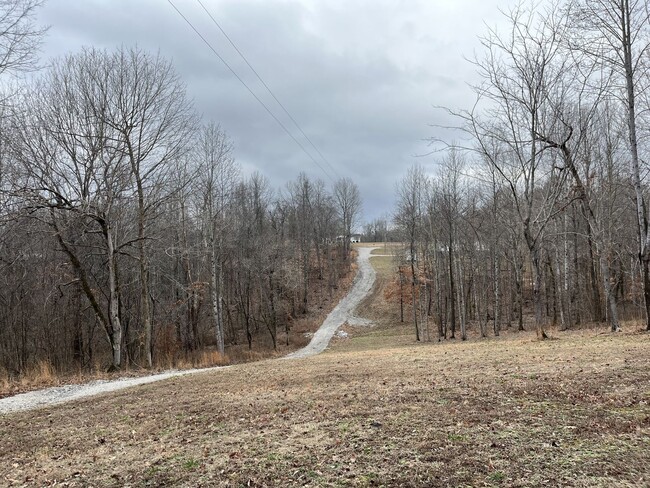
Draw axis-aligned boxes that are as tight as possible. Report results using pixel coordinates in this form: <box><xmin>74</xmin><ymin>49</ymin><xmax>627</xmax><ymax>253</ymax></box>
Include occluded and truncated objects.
<box><xmin>393</xmin><ymin>0</ymin><xmax>650</xmax><ymax>341</ymax></box>
<box><xmin>0</xmin><ymin>41</ymin><xmax>362</xmax><ymax>379</ymax></box>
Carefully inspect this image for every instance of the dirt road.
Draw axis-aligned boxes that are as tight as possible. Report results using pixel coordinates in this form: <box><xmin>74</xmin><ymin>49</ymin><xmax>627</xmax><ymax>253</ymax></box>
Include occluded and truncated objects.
<box><xmin>0</xmin><ymin>246</ymin><xmax>378</xmax><ymax>414</ymax></box>
<box><xmin>285</xmin><ymin>246</ymin><xmax>377</xmax><ymax>359</ymax></box>
<box><xmin>0</xmin><ymin>367</ymin><xmax>230</xmax><ymax>415</ymax></box>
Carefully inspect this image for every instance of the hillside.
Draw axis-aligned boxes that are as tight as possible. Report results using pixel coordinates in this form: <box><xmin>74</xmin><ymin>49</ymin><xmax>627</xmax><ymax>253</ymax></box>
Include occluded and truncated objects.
<box><xmin>1</xmin><ymin>252</ymin><xmax>649</xmax><ymax>487</ymax></box>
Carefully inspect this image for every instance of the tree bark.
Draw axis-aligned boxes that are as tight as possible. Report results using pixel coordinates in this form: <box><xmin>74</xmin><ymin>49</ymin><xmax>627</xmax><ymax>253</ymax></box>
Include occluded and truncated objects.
<box><xmin>448</xmin><ymin>231</ymin><xmax>456</xmax><ymax>339</ymax></box>
<box><xmin>530</xmin><ymin>245</ymin><xmax>548</xmax><ymax>339</ymax></box>
<box><xmin>210</xmin><ymin>226</ymin><xmax>225</xmax><ymax>355</ymax></box>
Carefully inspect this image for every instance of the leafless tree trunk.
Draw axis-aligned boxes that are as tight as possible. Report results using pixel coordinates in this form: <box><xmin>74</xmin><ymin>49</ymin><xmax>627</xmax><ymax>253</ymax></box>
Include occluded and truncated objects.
<box><xmin>395</xmin><ymin>165</ymin><xmax>426</xmax><ymax>341</ymax></box>
<box><xmin>567</xmin><ymin>0</ymin><xmax>650</xmax><ymax>328</ymax></box>
<box><xmin>196</xmin><ymin>122</ymin><xmax>237</xmax><ymax>355</ymax></box>
<box><xmin>106</xmin><ymin>46</ymin><xmax>197</xmax><ymax>367</ymax></box>
<box><xmin>334</xmin><ymin>177</ymin><xmax>362</xmax><ymax>260</ymax></box>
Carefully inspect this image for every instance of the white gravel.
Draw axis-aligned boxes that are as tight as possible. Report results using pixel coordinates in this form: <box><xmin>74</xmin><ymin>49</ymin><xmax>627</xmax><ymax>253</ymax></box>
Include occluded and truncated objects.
<box><xmin>0</xmin><ymin>246</ymin><xmax>378</xmax><ymax>415</ymax></box>
<box><xmin>0</xmin><ymin>366</ymin><xmax>228</xmax><ymax>415</ymax></box>
<box><xmin>285</xmin><ymin>246</ymin><xmax>377</xmax><ymax>359</ymax></box>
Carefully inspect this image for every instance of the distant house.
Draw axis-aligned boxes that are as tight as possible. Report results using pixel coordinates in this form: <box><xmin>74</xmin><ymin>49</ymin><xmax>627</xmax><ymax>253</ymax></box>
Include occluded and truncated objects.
<box><xmin>336</xmin><ymin>235</ymin><xmax>362</xmax><ymax>243</ymax></box>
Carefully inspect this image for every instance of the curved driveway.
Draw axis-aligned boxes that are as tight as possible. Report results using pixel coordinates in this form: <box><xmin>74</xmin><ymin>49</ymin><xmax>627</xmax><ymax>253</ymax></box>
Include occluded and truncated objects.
<box><xmin>285</xmin><ymin>246</ymin><xmax>377</xmax><ymax>359</ymax></box>
<box><xmin>0</xmin><ymin>247</ymin><xmax>379</xmax><ymax>414</ymax></box>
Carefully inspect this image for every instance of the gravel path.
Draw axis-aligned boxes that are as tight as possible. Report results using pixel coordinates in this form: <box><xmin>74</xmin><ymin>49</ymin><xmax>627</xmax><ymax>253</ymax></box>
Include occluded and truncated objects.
<box><xmin>0</xmin><ymin>247</ymin><xmax>378</xmax><ymax>415</ymax></box>
<box><xmin>0</xmin><ymin>367</ymin><xmax>229</xmax><ymax>415</ymax></box>
<box><xmin>285</xmin><ymin>246</ymin><xmax>377</xmax><ymax>359</ymax></box>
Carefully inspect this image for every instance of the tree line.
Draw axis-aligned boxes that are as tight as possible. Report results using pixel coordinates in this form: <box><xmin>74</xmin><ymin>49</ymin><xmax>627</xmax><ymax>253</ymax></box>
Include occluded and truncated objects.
<box><xmin>0</xmin><ymin>3</ymin><xmax>362</xmax><ymax>376</ymax></box>
<box><xmin>394</xmin><ymin>0</ymin><xmax>650</xmax><ymax>341</ymax></box>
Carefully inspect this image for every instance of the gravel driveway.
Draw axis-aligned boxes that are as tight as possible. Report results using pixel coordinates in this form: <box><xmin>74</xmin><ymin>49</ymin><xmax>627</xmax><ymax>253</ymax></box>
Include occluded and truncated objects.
<box><xmin>0</xmin><ymin>246</ymin><xmax>378</xmax><ymax>415</ymax></box>
<box><xmin>285</xmin><ymin>246</ymin><xmax>377</xmax><ymax>359</ymax></box>
<box><xmin>0</xmin><ymin>367</ymin><xmax>229</xmax><ymax>415</ymax></box>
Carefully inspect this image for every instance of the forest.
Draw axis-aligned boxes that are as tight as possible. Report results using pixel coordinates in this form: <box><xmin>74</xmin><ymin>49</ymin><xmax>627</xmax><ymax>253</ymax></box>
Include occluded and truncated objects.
<box><xmin>392</xmin><ymin>0</ymin><xmax>650</xmax><ymax>342</ymax></box>
<box><xmin>2</xmin><ymin>0</ymin><xmax>650</xmax><ymax>382</ymax></box>
<box><xmin>0</xmin><ymin>2</ymin><xmax>362</xmax><ymax>379</ymax></box>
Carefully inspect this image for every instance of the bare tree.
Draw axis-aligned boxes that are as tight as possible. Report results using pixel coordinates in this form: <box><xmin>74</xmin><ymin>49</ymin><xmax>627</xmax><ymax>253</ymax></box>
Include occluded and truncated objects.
<box><xmin>288</xmin><ymin>173</ymin><xmax>314</xmax><ymax>314</ymax></box>
<box><xmin>439</xmin><ymin>149</ymin><xmax>465</xmax><ymax>339</ymax></box>
<box><xmin>566</xmin><ymin>0</ymin><xmax>650</xmax><ymax>329</ymax></box>
<box><xmin>532</xmin><ymin>61</ymin><xmax>623</xmax><ymax>332</ymax></box>
<box><xmin>105</xmin><ymin>46</ymin><xmax>197</xmax><ymax>367</ymax></box>
<box><xmin>11</xmin><ymin>49</ymin><xmax>130</xmax><ymax>369</ymax></box>
<box><xmin>0</xmin><ymin>0</ymin><xmax>48</xmax><ymax>369</ymax></box>
<box><xmin>196</xmin><ymin>122</ymin><xmax>238</xmax><ymax>355</ymax></box>
<box><xmin>0</xmin><ymin>0</ymin><xmax>46</xmax><ymax>77</ymax></box>
<box><xmin>395</xmin><ymin>165</ymin><xmax>426</xmax><ymax>341</ymax></box>
<box><xmin>454</xmin><ymin>2</ymin><xmax>570</xmax><ymax>339</ymax></box>
<box><xmin>333</xmin><ymin>177</ymin><xmax>362</xmax><ymax>258</ymax></box>
<box><xmin>10</xmin><ymin>46</ymin><xmax>198</xmax><ymax>370</ymax></box>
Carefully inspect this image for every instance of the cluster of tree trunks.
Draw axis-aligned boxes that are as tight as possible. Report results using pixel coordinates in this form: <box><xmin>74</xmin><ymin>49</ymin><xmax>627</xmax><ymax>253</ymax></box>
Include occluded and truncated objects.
<box><xmin>395</xmin><ymin>0</ymin><xmax>650</xmax><ymax>340</ymax></box>
<box><xmin>0</xmin><ymin>42</ymin><xmax>362</xmax><ymax>376</ymax></box>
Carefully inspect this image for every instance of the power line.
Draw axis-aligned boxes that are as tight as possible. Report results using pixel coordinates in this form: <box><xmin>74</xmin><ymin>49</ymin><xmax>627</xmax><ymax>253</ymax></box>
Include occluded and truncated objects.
<box><xmin>195</xmin><ymin>0</ymin><xmax>340</xmax><ymax>180</ymax></box>
<box><xmin>166</xmin><ymin>0</ymin><xmax>335</xmax><ymax>182</ymax></box>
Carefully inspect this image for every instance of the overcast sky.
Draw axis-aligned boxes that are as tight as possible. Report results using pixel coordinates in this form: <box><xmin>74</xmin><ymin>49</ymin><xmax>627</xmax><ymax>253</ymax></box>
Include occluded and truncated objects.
<box><xmin>36</xmin><ymin>0</ymin><xmax>517</xmax><ymax>223</ymax></box>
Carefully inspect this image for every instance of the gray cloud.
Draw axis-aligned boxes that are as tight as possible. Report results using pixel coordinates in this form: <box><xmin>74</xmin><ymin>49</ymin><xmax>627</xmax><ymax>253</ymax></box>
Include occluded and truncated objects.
<box><xmin>36</xmin><ymin>0</ymin><xmax>515</xmax><ymax>223</ymax></box>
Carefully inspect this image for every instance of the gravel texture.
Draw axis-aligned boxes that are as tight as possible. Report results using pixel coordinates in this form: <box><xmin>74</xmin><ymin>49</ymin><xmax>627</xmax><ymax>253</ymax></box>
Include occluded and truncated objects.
<box><xmin>285</xmin><ymin>246</ymin><xmax>377</xmax><ymax>359</ymax></box>
<box><xmin>0</xmin><ymin>367</ymin><xmax>228</xmax><ymax>415</ymax></box>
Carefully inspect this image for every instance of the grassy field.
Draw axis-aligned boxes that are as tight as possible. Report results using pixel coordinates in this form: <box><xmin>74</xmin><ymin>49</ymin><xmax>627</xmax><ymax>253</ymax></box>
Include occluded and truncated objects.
<box><xmin>1</xmin><ymin>249</ymin><xmax>649</xmax><ymax>487</ymax></box>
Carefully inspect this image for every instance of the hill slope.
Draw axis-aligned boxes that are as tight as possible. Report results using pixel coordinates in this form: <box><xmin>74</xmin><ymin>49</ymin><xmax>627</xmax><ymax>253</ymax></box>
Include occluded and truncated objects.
<box><xmin>1</xmin><ymin>252</ymin><xmax>649</xmax><ymax>487</ymax></box>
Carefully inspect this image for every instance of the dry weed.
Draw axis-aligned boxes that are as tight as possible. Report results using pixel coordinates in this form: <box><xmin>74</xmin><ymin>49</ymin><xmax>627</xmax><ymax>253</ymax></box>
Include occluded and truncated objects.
<box><xmin>196</xmin><ymin>350</ymin><xmax>230</xmax><ymax>368</ymax></box>
<box><xmin>0</xmin><ymin>367</ymin><xmax>9</xmax><ymax>393</ymax></box>
<box><xmin>19</xmin><ymin>360</ymin><xmax>57</xmax><ymax>390</ymax></box>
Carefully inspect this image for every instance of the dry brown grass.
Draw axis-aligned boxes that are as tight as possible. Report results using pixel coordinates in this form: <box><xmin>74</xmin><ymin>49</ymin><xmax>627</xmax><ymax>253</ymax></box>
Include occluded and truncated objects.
<box><xmin>0</xmin><ymin>367</ymin><xmax>10</xmax><ymax>392</ymax></box>
<box><xmin>1</xmin><ymin>250</ymin><xmax>649</xmax><ymax>487</ymax></box>
<box><xmin>15</xmin><ymin>360</ymin><xmax>59</xmax><ymax>391</ymax></box>
<box><xmin>370</xmin><ymin>245</ymin><xmax>401</xmax><ymax>256</ymax></box>
<box><xmin>174</xmin><ymin>350</ymin><xmax>231</xmax><ymax>370</ymax></box>
<box><xmin>1</xmin><ymin>330</ymin><xmax>649</xmax><ymax>487</ymax></box>
<box><xmin>356</xmin><ymin>255</ymin><xmax>401</xmax><ymax>328</ymax></box>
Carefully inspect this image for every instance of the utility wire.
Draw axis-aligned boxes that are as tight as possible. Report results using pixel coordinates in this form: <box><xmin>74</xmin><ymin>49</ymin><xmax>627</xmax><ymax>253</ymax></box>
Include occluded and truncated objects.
<box><xmin>195</xmin><ymin>0</ymin><xmax>339</xmax><ymax>180</ymax></box>
<box><xmin>166</xmin><ymin>0</ymin><xmax>334</xmax><ymax>182</ymax></box>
